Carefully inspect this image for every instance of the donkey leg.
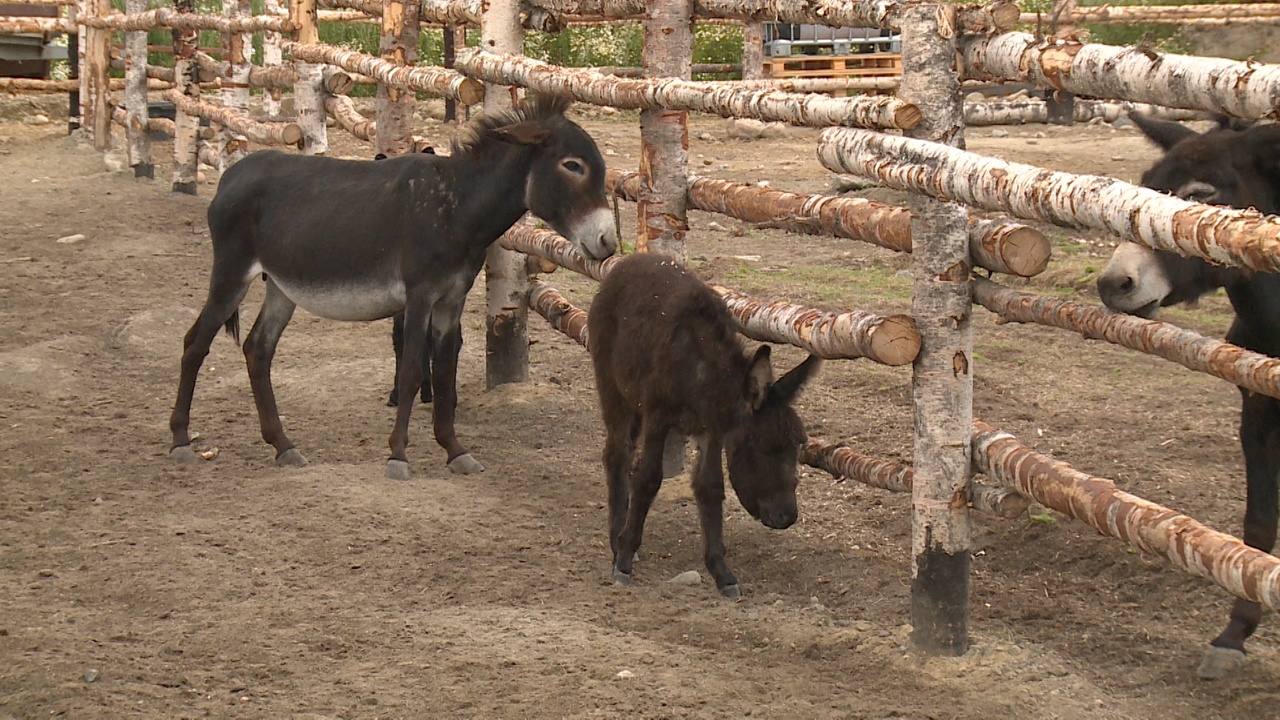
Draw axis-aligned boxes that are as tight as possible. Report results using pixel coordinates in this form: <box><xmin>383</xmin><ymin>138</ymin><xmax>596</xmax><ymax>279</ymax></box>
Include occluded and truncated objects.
<box><xmin>1200</xmin><ymin>392</ymin><xmax>1280</xmax><ymax>679</ymax></box>
<box><xmin>387</xmin><ymin>314</ymin><xmax>405</xmax><ymax>407</ymax></box>
<box><xmin>690</xmin><ymin>434</ymin><xmax>739</xmax><ymax>597</ymax></box>
<box><xmin>170</xmin><ymin>270</ymin><xmax>253</xmax><ymax>462</ymax></box>
<box><xmin>419</xmin><ymin>312</ymin><xmax>434</xmax><ymax>405</ymax></box>
<box><xmin>386</xmin><ymin>296</ymin><xmax>434</xmax><ymax>479</ymax></box>
<box><xmin>597</xmin><ymin>382</ymin><xmax>638</xmax><ymax>559</ymax></box>
<box><xmin>613</xmin><ymin>418</ymin><xmax>669</xmax><ymax>585</ymax></box>
<box><xmin>428</xmin><ymin>301</ymin><xmax>480</xmax><ymax>475</ymax></box>
<box><xmin>242</xmin><ymin>278</ymin><xmax>304</xmax><ymax>466</ymax></box>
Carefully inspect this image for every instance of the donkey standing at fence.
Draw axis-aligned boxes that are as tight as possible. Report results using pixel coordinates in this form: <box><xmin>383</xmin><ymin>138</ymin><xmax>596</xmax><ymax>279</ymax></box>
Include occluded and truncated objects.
<box><xmin>169</xmin><ymin>95</ymin><xmax>617</xmax><ymax>479</ymax></box>
<box><xmin>589</xmin><ymin>253</ymin><xmax>821</xmax><ymax>597</ymax></box>
<box><xmin>1097</xmin><ymin>115</ymin><xmax>1280</xmax><ymax>679</ymax></box>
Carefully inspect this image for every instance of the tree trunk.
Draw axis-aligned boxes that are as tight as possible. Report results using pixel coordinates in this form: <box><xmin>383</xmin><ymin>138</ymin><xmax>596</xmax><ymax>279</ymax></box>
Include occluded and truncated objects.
<box><xmin>454</xmin><ymin>48</ymin><xmax>921</xmax><ymax>130</ymax></box>
<box><xmin>123</xmin><ymin>0</ymin><xmax>150</xmax><ymax>178</ymax></box>
<box><xmin>482</xmin><ymin>0</ymin><xmax>528</xmax><ymax>389</ymax></box>
<box><xmin>899</xmin><ymin>3</ymin><xmax>971</xmax><ymax>657</ymax></box>
<box><xmin>219</xmin><ymin>0</ymin><xmax>252</xmax><ymax>171</ymax></box>
<box><xmin>81</xmin><ymin>0</ymin><xmax>110</xmax><ymax>150</ymax></box>
<box><xmin>741</xmin><ymin>21</ymin><xmax>763</xmax><ymax>82</ymax></box>
<box><xmin>291</xmin><ymin>0</ymin><xmax>327</xmax><ymax>156</ymax></box>
<box><xmin>817</xmin><ymin>128</ymin><xmax>1280</xmax><ymax>275</ymax></box>
<box><xmin>961</xmin><ymin>31</ymin><xmax>1280</xmax><ymax>120</ymax></box>
<box><xmin>1020</xmin><ymin>3</ymin><xmax>1280</xmax><ymax>25</ymax></box>
<box><xmin>171</xmin><ymin>0</ymin><xmax>199</xmax><ymax>194</ymax></box>
<box><xmin>262</xmin><ymin>0</ymin><xmax>285</xmax><ymax>119</ymax></box>
<box><xmin>973</xmin><ymin>420</ymin><xmax>1280</xmax><ymax>611</ymax></box>
<box><xmin>375</xmin><ymin>0</ymin><xmax>419</xmax><ymax>157</ymax></box>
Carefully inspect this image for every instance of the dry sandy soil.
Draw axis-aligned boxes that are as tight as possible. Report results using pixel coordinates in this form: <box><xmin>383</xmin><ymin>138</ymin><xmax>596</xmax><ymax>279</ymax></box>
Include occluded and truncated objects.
<box><xmin>1</xmin><ymin>94</ymin><xmax>1277</xmax><ymax>719</ymax></box>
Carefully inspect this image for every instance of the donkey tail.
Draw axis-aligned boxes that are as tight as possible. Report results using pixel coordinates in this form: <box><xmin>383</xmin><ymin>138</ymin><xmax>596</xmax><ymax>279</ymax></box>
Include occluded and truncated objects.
<box><xmin>223</xmin><ymin>310</ymin><xmax>241</xmax><ymax>344</ymax></box>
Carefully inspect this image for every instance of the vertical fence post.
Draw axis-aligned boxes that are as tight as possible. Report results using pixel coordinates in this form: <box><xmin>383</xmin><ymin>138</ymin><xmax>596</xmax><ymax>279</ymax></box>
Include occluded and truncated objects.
<box><xmin>81</xmin><ymin>0</ymin><xmax>109</xmax><ymax>150</ymax></box>
<box><xmin>481</xmin><ymin>0</ymin><xmax>528</xmax><ymax>388</ymax></box>
<box><xmin>376</xmin><ymin>0</ymin><xmax>419</xmax><ymax>156</ymax></box>
<box><xmin>741</xmin><ymin>20</ymin><xmax>764</xmax><ymax>81</ymax></box>
<box><xmin>262</xmin><ymin>0</ymin><xmax>285</xmax><ymax>119</ymax></box>
<box><xmin>171</xmin><ymin>0</ymin><xmax>199</xmax><ymax>194</ymax></box>
<box><xmin>220</xmin><ymin>0</ymin><xmax>252</xmax><ymax>169</ymax></box>
<box><xmin>443</xmin><ymin>24</ymin><xmax>458</xmax><ymax>123</ymax></box>
<box><xmin>124</xmin><ymin>0</ymin><xmax>151</xmax><ymax>178</ymax></box>
<box><xmin>899</xmin><ymin>2</ymin><xmax>972</xmax><ymax>656</ymax></box>
<box><xmin>67</xmin><ymin>1</ymin><xmax>79</xmax><ymax>132</ymax></box>
<box><xmin>638</xmin><ymin>0</ymin><xmax>691</xmax><ymax>263</ymax></box>
<box><xmin>641</xmin><ymin>0</ymin><xmax>693</xmax><ymax>475</ymax></box>
<box><xmin>1045</xmin><ymin>0</ymin><xmax>1077</xmax><ymax>125</ymax></box>
<box><xmin>290</xmin><ymin>0</ymin><xmax>327</xmax><ymax>155</ymax></box>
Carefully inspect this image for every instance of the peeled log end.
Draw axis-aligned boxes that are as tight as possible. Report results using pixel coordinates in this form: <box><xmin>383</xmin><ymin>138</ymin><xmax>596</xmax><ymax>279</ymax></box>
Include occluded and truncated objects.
<box><xmin>280</xmin><ymin>123</ymin><xmax>303</xmax><ymax>145</ymax></box>
<box><xmin>893</xmin><ymin>103</ymin><xmax>923</xmax><ymax>131</ymax></box>
<box><xmin>869</xmin><ymin>315</ymin><xmax>921</xmax><ymax>365</ymax></box>
<box><xmin>987</xmin><ymin>1</ymin><xmax>1022</xmax><ymax>31</ymax></box>
<box><xmin>999</xmin><ymin>226</ymin><xmax>1051</xmax><ymax>277</ymax></box>
<box><xmin>457</xmin><ymin>78</ymin><xmax>484</xmax><ymax>106</ymax></box>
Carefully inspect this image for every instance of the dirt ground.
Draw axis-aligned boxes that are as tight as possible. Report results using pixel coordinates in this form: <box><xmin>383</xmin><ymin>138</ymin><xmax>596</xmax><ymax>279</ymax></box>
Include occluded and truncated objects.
<box><xmin>1</xmin><ymin>94</ymin><xmax>1277</xmax><ymax>719</ymax></box>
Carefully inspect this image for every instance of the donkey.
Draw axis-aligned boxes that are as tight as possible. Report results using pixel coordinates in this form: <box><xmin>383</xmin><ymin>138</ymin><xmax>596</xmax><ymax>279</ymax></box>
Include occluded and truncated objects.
<box><xmin>588</xmin><ymin>253</ymin><xmax>821</xmax><ymax>597</ymax></box>
<box><xmin>1097</xmin><ymin>115</ymin><xmax>1280</xmax><ymax>679</ymax></box>
<box><xmin>170</xmin><ymin>95</ymin><xmax>617</xmax><ymax>479</ymax></box>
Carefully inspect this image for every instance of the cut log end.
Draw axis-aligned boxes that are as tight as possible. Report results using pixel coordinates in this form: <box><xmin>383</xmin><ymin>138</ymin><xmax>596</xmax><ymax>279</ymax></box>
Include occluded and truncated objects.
<box><xmin>281</xmin><ymin>123</ymin><xmax>303</xmax><ymax>145</ymax></box>
<box><xmin>869</xmin><ymin>314</ymin><xmax>921</xmax><ymax>366</ymax></box>
<box><xmin>987</xmin><ymin>1</ymin><xmax>1022</xmax><ymax>31</ymax></box>
<box><xmin>324</xmin><ymin>70</ymin><xmax>355</xmax><ymax>96</ymax></box>
<box><xmin>893</xmin><ymin>103</ymin><xmax>924</xmax><ymax>132</ymax></box>
<box><xmin>458</xmin><ymin>78</ymin><xmax>484</xmax><ymax>106</ymax></box>
<box><xmin>999</xmin><ymin>227</ymin><xmax>1052</xmax><ymax>277</ymax></box>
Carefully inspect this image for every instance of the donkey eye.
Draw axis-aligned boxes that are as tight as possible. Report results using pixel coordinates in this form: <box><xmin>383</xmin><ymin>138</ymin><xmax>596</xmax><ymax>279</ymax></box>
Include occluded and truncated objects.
<box><xmin>562</xmin><ymin>159</ymin><xmax>585</xmax><ymax>175</ymax></box>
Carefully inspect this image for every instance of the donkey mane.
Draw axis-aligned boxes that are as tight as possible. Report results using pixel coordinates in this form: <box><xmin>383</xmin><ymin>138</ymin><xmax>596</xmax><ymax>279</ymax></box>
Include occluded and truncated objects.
<box><xmin>450</xmin><ymin>94</ymin><xmax>573</xmax><ymax>155</ymax></box>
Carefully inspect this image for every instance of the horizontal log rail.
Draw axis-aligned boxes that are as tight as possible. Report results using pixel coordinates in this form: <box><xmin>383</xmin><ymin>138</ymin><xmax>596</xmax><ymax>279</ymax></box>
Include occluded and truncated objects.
<box><xmin>286</xmin><ymin>41</ymin><xmax>484</xmax><ymax>105</ymax></box>
<box><xmin>420</xmin><ymin>0</ymin><xmax>481</xmax><ymax>24</ymax></box>
<box><xmin>721</xmin><ymin>77</ymin><xmax>901</xmax><ymax>94</ymax></box>
<box><xmin>606</xmin><ymin>169</ymin><xmax>1050</xmax><ymax>278</ymax></box>
<box><xmin>0</xmin><ymin>16</ymin><xmax>72</xmax><ymax>33</ymax></box>
<box><xmin>817</xmin><ymin>128</ymin><xmax>1280</xmax><ymax>274</ymax></box>
<box><xmin>324</xmin><ymin>94</ymin><xmax>376</xmax><ymax>141</ymax></box>
<box><xmin>800</xmin><ymin>439</ymin><xmax>1030</xmax><ymax>518</ymax></box>
<box><xmin>505</xmin><ymin>225</ymin><xmax>919</xmax><ymax>364</ymax></box>
<box><xmin>110</xmin><ymin>104</ymin><xmax>176</xmax><ymax>138</ymax></box>
<box><xmin>80</xmin><ymin>9</ymin><xmax>294</xmax><ymax>33</ymax></box>
<box><xmin>965</xmin><ymin>99</ymin><xmax>1208</xmax><ymax>126</ymax></box>
<box><xmin>165</xmin><ymin>89</ymin><xmax>302</xmax><ymax>146</ymax></box>
<box><xmin>455</xmin><ymin>48</ymin><xmax>921</xmax><ymax>130</ymax></box>
<box><xmin>529</xmin><ymin>279</ymin><xmax>591</xmax><ymax>348</ymax></box>
<box><xmin>591</xmin><ymin>63</ymin><xmax>741</xmax><ymax>78</ymax></box>
<box><xmin>961</xmin><ymin>32</ymin><xmax>1280</xmax><ymax>120</ymax></box>
<box><xmin>525</xmin><ymin>0</ymin><xmax>1020</xmax><ymax>33</ymax></box>
<box><xmin>973</xmin><ymin>277</ymin><xmax>1280</xmax><ymax>401</ymax></box>
<box><xmin>972</xmin><ymin>420</ymin><xmax>1280</xmax><ymax>611</ymax></box>
<box><xmin>1019</xmin><ymin>3</ymin><xmax>1280</xmax><ymax>25</ymax></box>
<box><xmin>1</xmin><ymin>76</ymin><xmax>169</xmax><ymax>93</ymax></box>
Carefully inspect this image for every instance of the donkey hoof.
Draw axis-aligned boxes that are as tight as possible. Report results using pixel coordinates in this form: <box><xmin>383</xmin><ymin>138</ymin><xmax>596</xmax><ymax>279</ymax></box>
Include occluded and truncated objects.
<box><xmin>719</xmin><ymin>584</ymin><xmax>742</xmax><ymax>599</ymax></box>
<box><xmin>386</xmin><ymin>459</ymin><xmax>411</xmax><ymax>481</ymax></box>
<box><xmin>1197</xmin><ymin>646</ymin><xmax>1246</xmax><ymax>679</ymax></box>
<box><xmin>169</xmin><ymin>445</ymin><xmax>199</xmax><ymax>464</ymax></box>
<box><xmin>611</xmin><ymin>569</ymin><xmax>632</xmax><ymax>587</ymax></box>
<box><xmin>447</xmin><ymin>453</ymin><xmax>485</xmax><ymax>475</ymax></box>
<box><xmin>275</xmin><ymin>448</ymin><xmax>308</xmax><ymax>467</ymax></box>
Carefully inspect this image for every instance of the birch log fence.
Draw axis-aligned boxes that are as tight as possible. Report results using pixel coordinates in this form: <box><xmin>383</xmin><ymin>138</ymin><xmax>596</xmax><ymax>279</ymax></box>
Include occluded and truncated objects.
<box><xmin>42</xmin><ymin>0</ymin><xmax>1280</xmax><ymax>664</ymax></box>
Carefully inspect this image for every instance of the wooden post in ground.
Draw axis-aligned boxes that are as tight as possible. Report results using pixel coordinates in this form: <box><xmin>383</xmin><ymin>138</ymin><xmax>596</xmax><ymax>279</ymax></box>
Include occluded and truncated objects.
<box><xmin>443</xmin><ymin>24</ymin><xmax>461</xmax><ymax>122</ymax></box>
<box><xmin>220</xmin><ymin>0</ymin><xmax>252</xmax><ymax>170</ymax></box>
<box><xmin>376</xmin><ymin>0</ymin><xmax>419</xmax><ymax>156</ymax></box>
<box><xmin>641</xmin><ymin>0</ymin><xmax>693</xmax><ymax>475</ymax></box>
<box><xmin>481</xmin><ymin>0</ymin><xmax>529</xmax><ymax>388</ymax></box>
<box><xmin>67</xmin><ymin>2</ymin><xmax>79</xmax><ymax>132</ymax></box>
<box><xmin>171</xmin><ymin>0</ymin><xmax>200</xmax><ymax>194</ymax></box>
<box><xmin>124</xmin><ymin>0</ymin><xmax>151</xmax><ymax>178</ymax></box>
<box><xmin>262</xmin><ymin>0</ymin><xmax>285</xmax><ymax>119</ymax></box>
<box><xmin>1045</xmin><ymin>0</ymin><xmax>1077</xmax><ymax>124</ymax></box>
<box><xmin>741</xmin><ymin>20</ymin><xmax>764</xmax><ymax>81</ymax></box>
<box><xmin>899</xmin><ymin>3</ymin><xmax>972</xmax><ymax>656</ymax></box>
<box><xmin>291</xmin><ymin>0</ymin><xmax>327</xmax><ymax>155</ymax></box>
<box><xmin>81</xmin><ymin>0</ymin><xmax>110</xmax><ymax>149</ymax></box>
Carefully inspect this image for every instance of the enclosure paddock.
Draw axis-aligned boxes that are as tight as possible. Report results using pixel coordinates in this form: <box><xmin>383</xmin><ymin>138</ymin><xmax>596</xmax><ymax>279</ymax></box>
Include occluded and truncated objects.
<box><xmin>4</xmin><ymin>0</ymin><xmax>1280</xmax><ymax>701</ymax></box>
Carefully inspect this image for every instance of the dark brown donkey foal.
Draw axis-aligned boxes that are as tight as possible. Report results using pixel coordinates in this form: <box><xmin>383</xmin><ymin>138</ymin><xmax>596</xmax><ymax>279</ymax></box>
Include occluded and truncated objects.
<box><xmin>169</xmin><ymin>96</ymin><xmax>617</xmax><ymax>479</ymax></box>
<box><xmin>588</xmin><ymin>254</ymin><xmax>820</xmax><ymax>597</ymax></box>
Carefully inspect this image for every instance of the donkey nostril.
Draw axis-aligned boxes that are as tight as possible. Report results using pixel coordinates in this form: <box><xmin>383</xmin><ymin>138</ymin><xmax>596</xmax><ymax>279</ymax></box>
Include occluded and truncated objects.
<box><xmin>1119</xmin><ymin>277</ymin><xmax>1135</xmax><ymax>293</ymax></box>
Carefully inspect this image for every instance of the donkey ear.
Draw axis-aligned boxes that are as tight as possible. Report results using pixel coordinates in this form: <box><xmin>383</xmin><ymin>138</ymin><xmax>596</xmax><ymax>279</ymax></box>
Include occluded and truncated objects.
<box><xmin>744</xmin><ymin>344</ymin><xmax>775</xmax><ymax>411</ymax></box>
<box><xmin>770</xmin><ymin>354</ymin><xmax>822</xmax><ymax>404</ymax></box>
<box><xmin>490</xmin><ymin>121</ymin><xmax>552</xmax><ymax>146</ymax></box>
<box><xmin>1129</xmin><ymin>113</ymin><xmax>1198</xmax><ymax>150</ymax></box>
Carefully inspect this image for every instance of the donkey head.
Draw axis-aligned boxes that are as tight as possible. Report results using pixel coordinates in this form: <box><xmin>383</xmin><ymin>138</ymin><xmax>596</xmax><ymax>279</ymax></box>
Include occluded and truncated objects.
<box><xmin>487</xmin><ymin>96</ymin><xmax>618</xmax><ymax>261</ymax></box>
<box><xmin>724</xmin><ymin>347</ymin><xmax>822</xmax><ymax>530</ymax></box>
<box><xmin>1098</xmin><ymin>115</ymin><xmax>1280</xmax><ymax>316</ymax></box>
